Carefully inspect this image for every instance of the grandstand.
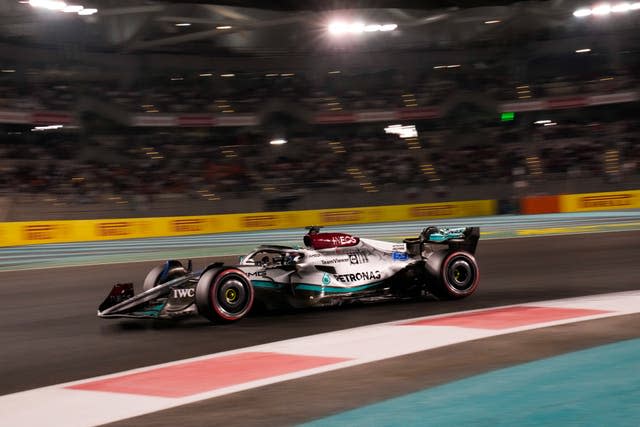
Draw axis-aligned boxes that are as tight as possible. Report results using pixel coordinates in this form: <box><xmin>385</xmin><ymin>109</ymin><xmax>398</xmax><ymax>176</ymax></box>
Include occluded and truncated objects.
<box><xmin>0</xmin><ymin>0</ymin><xmax>639</xmax><ymax>220</ymax></box>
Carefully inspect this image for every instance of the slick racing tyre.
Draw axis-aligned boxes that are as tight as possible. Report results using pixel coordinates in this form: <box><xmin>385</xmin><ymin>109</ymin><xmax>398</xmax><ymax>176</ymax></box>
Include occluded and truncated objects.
<box><xmin>434</xmin><ymin>251</ymin><xmax>479</xmax><ymax>299</ymax></box>
<box><xmin>195</xmin><ymin>268</ymin><xmax>254</xmax><ymax>323</ymax></box>
<box><xmin>143</xmin><ymin>260</ymin><xmax>187</xmax><ymax>292</ymax></box>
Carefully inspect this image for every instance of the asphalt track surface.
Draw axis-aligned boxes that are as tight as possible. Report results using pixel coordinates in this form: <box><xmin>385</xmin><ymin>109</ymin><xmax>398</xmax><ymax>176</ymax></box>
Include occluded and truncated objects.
<box><xmin>2</xmin><ymin>231</ymin><xmax>640</xmax><ymax>426</ymax></box>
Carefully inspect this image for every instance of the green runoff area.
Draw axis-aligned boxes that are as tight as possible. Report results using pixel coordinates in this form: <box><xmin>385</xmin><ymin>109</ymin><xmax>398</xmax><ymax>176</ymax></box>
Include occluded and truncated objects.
<box><xmin>300</xmin><ymin>338</ymin><xmax>640</xmax><ymax>427</ymax></box>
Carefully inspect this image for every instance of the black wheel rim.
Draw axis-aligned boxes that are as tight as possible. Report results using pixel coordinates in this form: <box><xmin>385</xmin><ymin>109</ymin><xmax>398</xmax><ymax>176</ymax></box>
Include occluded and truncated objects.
<box><xmin>216</xmin><ymin>276</ymin><xmax>248</xmax><ymax>314</ymax></box>
<box><xmin>447</xmin><ymin>258</ymin><xmax>474</xmax><ymax>291</ymax></box>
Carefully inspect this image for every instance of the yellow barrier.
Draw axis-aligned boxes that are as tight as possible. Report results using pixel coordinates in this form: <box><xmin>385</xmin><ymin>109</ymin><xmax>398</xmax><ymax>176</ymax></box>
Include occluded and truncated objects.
<box><xmin>0</xmin><ymin>199</ymin><xmax>496</xmax><ymax>247</ymax></box>
<box><xmin>559</xmin><ymin>190</ymin><xmax>640</xmax><ymax>213</ymax></box>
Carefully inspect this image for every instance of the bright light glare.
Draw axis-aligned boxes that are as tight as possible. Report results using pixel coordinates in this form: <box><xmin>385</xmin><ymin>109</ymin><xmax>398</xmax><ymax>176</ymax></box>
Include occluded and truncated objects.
<box><xmin>175</xmin><ymin>23</ymin><xmax>191</xmax><ymax>27</ymax></box>
<box><xmin>32</xmin><ymin>124</ymin><xmax>64</xmax><ymax>131</ymax></box>
<box><xmin>384</xmin><ymin>124</ymin><xmax>418</xmax><ymax>139</ymax></box>
<box><xmin>350</xmin><ymin>22</ymin><xmax>365</xmax><ymax>33</ymax></box>
<box><xmin>216</xmin><ymin>25</ymin><xmax>232</xmax><ymax>30</ymax></box>
<box><xmin>573</xmin><ymin>8</ymin><xmax>592</xmax><ymax>17</ymax></box>
<box><xmin>77</xmin><ymin>7</ymin><xmax>97</xmax><ymax>15</ymax></box>
<box><xmin>574</xmin><ymin>2</ymin><xmax>640</xmax><ymax>16</ymax></box>
<box><xmin>534</xmin><ymin>120</ymin><xmax>552</xmax><ymax>124</ymax></box>
<box><xmin>328</xmin><ymin>21</ymin><xmax>347</xmax><ymax>34</ymax></box>
<box><xmin>592</xmin><ymin>4</ymin><xmax>612</xmax><ymax>15</ymax></box>
<box><xmin>28</xmin><ymin>1</ymin><xmax>97</xmax><ymax>14</ymax></box>
<box><xmin>576</xmin><ymin>48</ymin><xmax>591</xmax><ymax>53</ymax></box>
<box><xmin>612</xmin><ymin>2</ymin><xmax>631</xmax><ymax>11</ymax></box>
<box><xmin>62</xmin><ymin>4</ymin><xmax>82</xmax><ymax>12</ymax></box>
<box><xmin>484</xmin><ymin>20</ymin><xmax>501</xmax><ymax>24</ymax></box>
<box><xmin>270</xmin><ymin>138</ymin><xmax>287</xmax><ymax>145</ymax></box>
<box><xmin>30</xmin><ymin>0</ymin><xmax>67</xmax><ymax>10</ymax></box>
<box><xmin>329</xmin><ymin>21</ymin><xmax>396</xmax><ymax>35</ymax></box>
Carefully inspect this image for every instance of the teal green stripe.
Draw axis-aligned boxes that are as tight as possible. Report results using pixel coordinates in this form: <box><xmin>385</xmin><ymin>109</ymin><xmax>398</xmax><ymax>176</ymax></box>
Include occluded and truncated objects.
<box><xmin>296</xmin><ymin>281</ymin><xmax>384</xmax><ymax>293</ymax></box>
<box><xmin>252</xmin><ymin>280</ymin><xmax>384</xmax><ymax>293</ymax></box>
<box><xmin>300</xmin><ymin>338</ymin><xmax>640</xmax><ymax>427</ymax></box>
<box><xmin>132</xmin><ymin>302</ymin><xmax>166</xmax><ymax>317</ymax></box>
<box><xmin>251</xmin><ymin>280</ymin><xmax>283</xmax><ymax>289</ymax></box>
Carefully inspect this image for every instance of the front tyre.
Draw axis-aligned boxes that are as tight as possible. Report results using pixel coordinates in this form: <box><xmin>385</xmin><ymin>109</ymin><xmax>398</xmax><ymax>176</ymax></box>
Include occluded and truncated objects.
<box><xmin>434</xmin><ymin>252</ymin><xmax>479</xmax><ymax>299</ymax></box>
<box><xmin>143</xmin><ymin>260</ymin><xmax>187</xmax><ymax>292</ymax></box>
<box><xmin>195</xmin><ymin>268</ymin><xmax>254</xmax><ymax>323</ymax></box>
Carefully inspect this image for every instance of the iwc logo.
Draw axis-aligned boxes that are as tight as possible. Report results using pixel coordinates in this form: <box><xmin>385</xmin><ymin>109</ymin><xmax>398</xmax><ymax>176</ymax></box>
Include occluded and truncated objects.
<box><xmin>322</xmin><ymin>273</ymin><xmax>331</xmax><ymax>285</ymax></box>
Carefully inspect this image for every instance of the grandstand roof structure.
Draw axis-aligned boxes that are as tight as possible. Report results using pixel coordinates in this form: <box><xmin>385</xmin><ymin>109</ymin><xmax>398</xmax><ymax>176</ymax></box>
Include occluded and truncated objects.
<box><xmin>0</xmin><ymin>0</ymin><xmax>612</xmax><ymax>56</ymax></box>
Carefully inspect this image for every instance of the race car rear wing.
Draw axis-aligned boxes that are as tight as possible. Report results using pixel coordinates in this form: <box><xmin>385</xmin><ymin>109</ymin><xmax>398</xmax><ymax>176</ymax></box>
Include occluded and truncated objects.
<box><xmin>445</xmin><ymin>226</ymin><xmax>480</xmax><ymax>254</ymax></box>
<box><xmin>404</xmin><ymin>226</ymin><xmax>480</xmax><ymax>256</ymax></box>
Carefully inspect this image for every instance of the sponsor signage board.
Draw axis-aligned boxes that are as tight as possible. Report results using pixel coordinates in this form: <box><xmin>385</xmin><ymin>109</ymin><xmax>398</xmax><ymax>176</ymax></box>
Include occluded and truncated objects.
<box><xmin>0</xmin><ymin>199</ymin><xmax>497</xmax><ymax>247</ymax></box>
<box><xmin>560</xmin><ymin>190</ymin><xmax>640</xmax><ymax>212</ymax></box>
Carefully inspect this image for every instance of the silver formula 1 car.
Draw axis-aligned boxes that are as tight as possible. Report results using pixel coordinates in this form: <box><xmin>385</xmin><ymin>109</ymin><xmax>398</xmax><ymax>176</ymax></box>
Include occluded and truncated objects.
<box><xmin>98</xmin><ymin>225</ymin><xmax>480</xmax><ymax>323</ymax></box>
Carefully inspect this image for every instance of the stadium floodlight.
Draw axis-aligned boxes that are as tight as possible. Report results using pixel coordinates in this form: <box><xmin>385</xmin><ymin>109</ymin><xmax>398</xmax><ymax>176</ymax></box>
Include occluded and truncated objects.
<box><xmin>349</xmin><ymin>22</ymin><xmax>365</xmax><ymax>33</ymax></box>
<box><xmin>384</xmin><ymin>124</ymin><xmax>417</xmax><ymax>138</ymax></box>
<box><xmin>576</xmin><ymin>48</ymin><xmax>591</xmax><ymax>53</ymax></box>
<box><xmin>592</xmin><ymin>4</ymin><xmax>612</xmax><ymax>15</ymax></box>
<box><xmin>175</xmin><ymin>22</ymin><xmax>191</xmax><ymax>27</ymax></box>
<box><xmin>534</xmin><ymin>120</ymin><xmax>552</xmax><ymax>124</ymax></box>
<box><xmin>574</xmin><ymin>2</ymin><xmax>640</xmax><ymax>17</ymax></box>
<box><xmin>32</xmin><ymin>124</ymin><xmax>64</xmax><ymax>131</ymax></box>
<box><xmin>328</xmin><ymin>21</ymin><xmax>397</xmax><ymax>35</ymax></box>
<box><xmin>611</xmin><ymin>2</ymin><xmax>631</xmax><ymax>11</ymax></box>
<box><xmin>77</xmin><ymin>7</ymin><xmax>97</xmax><ymax>15</ymax></box>
<box><xmin>62</xmin><ymin>5</ymin><xmax>83</xmax><ymax>12</ymax></box>
<box><xmin>29</xmin><ymin>0</ymin><xmax>67</xmax><ymax>10</ymax></box>
<box><xmin>270</xmin><ymin>138</ymin><xmax>287</xmax><ymax>145</ymax></box>
<box><xmin>573</xmin><ymin>8</ymin><xmax>592</xmax><ymax>17</ymax></box>
<box><xmin>329</xmin><ymin>21</ymin><xmax>348</xmax><ymax>34</ymax></box>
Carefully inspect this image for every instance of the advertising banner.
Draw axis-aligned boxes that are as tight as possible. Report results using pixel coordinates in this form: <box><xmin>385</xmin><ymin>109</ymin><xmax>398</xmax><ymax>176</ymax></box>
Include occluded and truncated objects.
<box><xmin>559</xmin><ymin>190</ymin><xmax>640</xmax><ymax>212</ymax></box>
<box><xmin>0</xmin><ymin>199</ymin><xmax>497</xmax><ymax>247</ymax></box>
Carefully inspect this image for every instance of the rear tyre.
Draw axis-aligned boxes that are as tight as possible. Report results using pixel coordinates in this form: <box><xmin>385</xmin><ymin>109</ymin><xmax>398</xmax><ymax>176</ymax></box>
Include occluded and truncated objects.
<box><xmin>195</xmin><ymin>268</ymin><xmax>254</xmax><ymax>323</ymax></box>
<box><xmin>143</xmin><ymin>260</ymin><xmax>187</xmax><ymax>292</ymax></box>
<box><xmin>433</xmin><ymin>251</ymin><xmax>479</xmax><ymax>299</ymax></box>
